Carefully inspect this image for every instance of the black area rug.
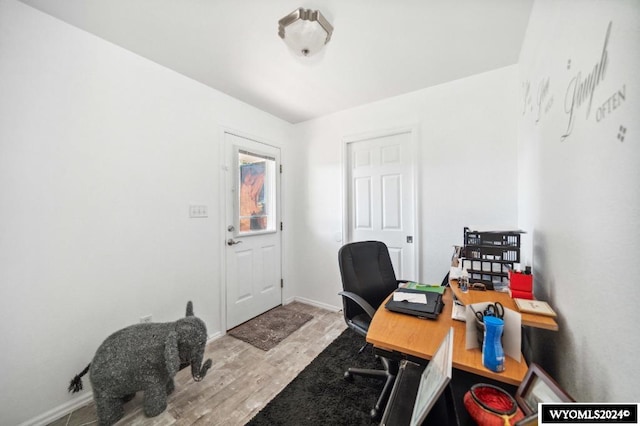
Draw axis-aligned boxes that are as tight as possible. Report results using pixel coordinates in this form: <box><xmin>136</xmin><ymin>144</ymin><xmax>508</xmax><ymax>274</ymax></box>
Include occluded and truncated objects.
<box><xmin>247</xmin><ymin>328</ymin><xmax>384</xmax><ymax>425</ymax></box>
<box><xmin>247</xmin><ymin>328</ymin><xmax>518</xmax><ymax>426</ymax></box>
<box><xmin>228</xmin><ymin>305</ymin><xmax>313</xmax><ymax>351</ymax></box>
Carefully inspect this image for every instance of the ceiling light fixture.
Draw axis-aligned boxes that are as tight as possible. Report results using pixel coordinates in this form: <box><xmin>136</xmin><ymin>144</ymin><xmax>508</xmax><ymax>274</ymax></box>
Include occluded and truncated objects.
<box><xmin>278</xmin><ymin>8</ymin><xmax>333</xmax><ymax>57</ymax></box>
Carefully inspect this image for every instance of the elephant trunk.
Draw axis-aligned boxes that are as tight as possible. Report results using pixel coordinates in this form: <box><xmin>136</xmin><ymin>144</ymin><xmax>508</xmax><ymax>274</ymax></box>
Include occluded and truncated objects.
<box><xmin>191</xmin><ymin>356</ymin><xmax>212</xmax><ymax>382</ymax></box>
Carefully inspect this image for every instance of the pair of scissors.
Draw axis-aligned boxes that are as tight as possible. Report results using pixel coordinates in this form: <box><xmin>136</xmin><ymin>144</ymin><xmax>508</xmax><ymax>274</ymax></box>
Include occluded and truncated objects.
<box><xmin>483</xmin><ymin>302</ymin><xmax>505</xmax><ymax>319</ymax></box>
<box><xmin>474</xmin><ymin>310</ymin><xmax>486</xmax><ymax>322</ymax></box>
<box><xmin>475</xmin><ymin>302</ymin><xmax>505</xmax><ymax>322</ymax></box>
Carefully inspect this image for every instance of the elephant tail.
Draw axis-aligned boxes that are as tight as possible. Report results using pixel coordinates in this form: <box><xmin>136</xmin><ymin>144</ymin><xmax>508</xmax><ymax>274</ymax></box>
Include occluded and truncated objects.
<box><xmin>68</xmin><ymin>363</ymin><xmax>90</xmax><ymax>393</ymax></box>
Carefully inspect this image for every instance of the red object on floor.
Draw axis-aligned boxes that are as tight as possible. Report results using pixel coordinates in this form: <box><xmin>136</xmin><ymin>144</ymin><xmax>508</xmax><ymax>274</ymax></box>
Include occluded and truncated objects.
<box><xmin>464</xmin><ymin>384</ymin><xmax>524</xmax><ymax>426</ymax></box>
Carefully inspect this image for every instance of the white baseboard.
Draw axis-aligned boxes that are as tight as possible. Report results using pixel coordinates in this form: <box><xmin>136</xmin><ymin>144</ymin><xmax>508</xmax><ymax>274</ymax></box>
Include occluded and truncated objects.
<box><xmin>18</xmin><ymin>393</ymin><xmax>93</xmax><ymax>426</ymax></box>
<box><xmin>207</xmin><ymin>330</ymin><xmax>224</xmax><ymax>342</ymax></box>
<box><xmin>288</xmin><ymin>296</ymin><xmax>341</xmax><ymax>312</ymax></box>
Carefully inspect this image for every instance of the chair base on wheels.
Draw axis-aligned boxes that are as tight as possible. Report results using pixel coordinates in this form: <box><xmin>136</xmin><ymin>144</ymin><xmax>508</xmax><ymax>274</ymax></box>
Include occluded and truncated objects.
<box><xmin>343</xmin><ymin>357</ymin><xmax>398</xmax><ymax>419</ymax></box>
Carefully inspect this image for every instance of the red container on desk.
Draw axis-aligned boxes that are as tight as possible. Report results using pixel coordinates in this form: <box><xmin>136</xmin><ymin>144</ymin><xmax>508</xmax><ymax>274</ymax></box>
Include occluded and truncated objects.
<box><xmin>509</xmin><ymin>270</ymin><xmax>533</xmax><ymax>299</ymax></box>
<box><xmin>510</xmin><ymin>289</ymin><xmax>534</xmax><ymax>300</ymax></box>
<box><xmin>509</xmin><ymin>271</ymin><xmax>533</xmax><ymax>292</ymax></box>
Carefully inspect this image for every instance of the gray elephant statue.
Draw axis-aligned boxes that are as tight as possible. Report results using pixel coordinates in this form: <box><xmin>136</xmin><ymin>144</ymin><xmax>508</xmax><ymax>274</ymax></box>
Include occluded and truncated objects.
<box><xmin>68</xmin><ymin>301</ymin><xmax>212</xmax><ymax>426</ymax></box>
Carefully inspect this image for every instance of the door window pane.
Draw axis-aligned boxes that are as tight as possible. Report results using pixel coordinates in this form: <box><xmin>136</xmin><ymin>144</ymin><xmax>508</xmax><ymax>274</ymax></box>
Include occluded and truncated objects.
<box><xmin>238</xmin><ymin>150</ymin><xmax>276</xmax><ymax>234</ymax></box>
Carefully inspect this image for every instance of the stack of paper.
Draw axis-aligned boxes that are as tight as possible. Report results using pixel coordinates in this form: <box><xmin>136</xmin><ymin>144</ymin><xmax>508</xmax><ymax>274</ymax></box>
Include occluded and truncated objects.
<box><xmin>401</xmin><ymin>282</ymin><xmax>446</xmax><ymax>295</ymax></box>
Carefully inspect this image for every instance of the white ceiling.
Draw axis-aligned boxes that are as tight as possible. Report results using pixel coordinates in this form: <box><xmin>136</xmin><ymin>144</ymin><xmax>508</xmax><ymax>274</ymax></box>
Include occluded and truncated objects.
<box><xmin>18</xmin><ymin>0</ymin><xmax>534</xmax><ymax>124</ymax></box>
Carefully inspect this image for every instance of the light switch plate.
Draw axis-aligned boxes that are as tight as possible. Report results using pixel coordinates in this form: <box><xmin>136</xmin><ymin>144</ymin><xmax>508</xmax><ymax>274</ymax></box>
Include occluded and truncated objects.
<box><xmin>189</xmin><ymin>205</ymin><xmax>208</xmax><ymax>218</ymax></box>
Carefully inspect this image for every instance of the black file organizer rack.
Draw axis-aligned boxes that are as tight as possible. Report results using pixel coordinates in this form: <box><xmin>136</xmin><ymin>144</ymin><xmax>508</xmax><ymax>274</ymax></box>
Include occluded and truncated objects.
<box><xmin>461</xmin><ymin>227</ymin><xmax>524</xmax><ymax>290</ymax></box>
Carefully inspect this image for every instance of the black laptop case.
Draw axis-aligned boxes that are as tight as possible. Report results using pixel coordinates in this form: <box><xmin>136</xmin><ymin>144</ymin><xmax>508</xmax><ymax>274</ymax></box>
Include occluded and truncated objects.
<box><xmin>385</xmin><ymin>288</ymin><xmax>444</xmax><ymax>319</ymax></box>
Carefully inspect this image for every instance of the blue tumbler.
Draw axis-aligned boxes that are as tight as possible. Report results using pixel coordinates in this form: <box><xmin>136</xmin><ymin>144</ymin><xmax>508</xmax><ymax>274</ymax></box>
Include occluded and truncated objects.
<box><xmin>482</xmin><ymin>316</ymin><xmax>505</xmax><ymax>372</ymax></box>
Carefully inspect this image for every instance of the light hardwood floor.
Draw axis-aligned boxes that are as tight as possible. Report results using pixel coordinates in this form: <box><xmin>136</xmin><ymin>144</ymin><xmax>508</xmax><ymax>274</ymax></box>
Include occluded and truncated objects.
<box><xmin>49</xmin><ymin>302</ymin><xmax>346</xmax><ymax>426</ymax></box>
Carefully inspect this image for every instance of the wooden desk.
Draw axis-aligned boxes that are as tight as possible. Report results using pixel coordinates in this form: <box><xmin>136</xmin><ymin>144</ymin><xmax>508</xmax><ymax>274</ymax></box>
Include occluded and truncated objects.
<box><xmin>367</xmin><ymin>288</ymin><xmax>528</xmax><ymax>386</ymax></box>
<box><xmin>449</xmin><ymin>281</ymin><xmax>558</xmax><ymax>331</ymax></box>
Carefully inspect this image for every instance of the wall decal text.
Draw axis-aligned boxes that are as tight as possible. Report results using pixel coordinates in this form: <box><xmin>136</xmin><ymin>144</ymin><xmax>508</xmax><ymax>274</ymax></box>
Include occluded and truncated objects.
<box><xmin>596</xmin><ymin>85</ymin><xmax>626</xmax><ymax>122</ymax></box>
<box><xmin>561</xmin><ymin>22</ymin><xmax>611</xmax><ymax>141</ymax></box>
<box><xmin>522</xmin><ymin>80</ymin><xmax>533</xmax><ymax>115</ymax></box>
<box><xmin>522</xmin><ymin>76</ymin><xmax>554</xmax><ymax>125</ymax></box>
<box><xmin>617</xmin><ymin>125</ymin><xmax>626</xmax><ymax>142</ymax></box>
<box><xmin>536</xmin><ymin>77</ymin><xmax>554</xmax><ymax>123</ymax></box>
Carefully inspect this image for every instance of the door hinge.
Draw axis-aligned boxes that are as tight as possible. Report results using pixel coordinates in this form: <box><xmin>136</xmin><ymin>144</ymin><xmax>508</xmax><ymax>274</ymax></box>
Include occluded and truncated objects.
<box><xmin>280</xmin><ymin>278</ymin><xmax>284</xmax><ymax>288</ymax></box>
<box><xmin>279</xmin><ymin>164</ymin><xmax>283</xmax><ymax>173</ymax></box>
<box><xmin>280</xmin><ymin>222</ymin><xmax>283</xmax><ymax>231</ymax></box>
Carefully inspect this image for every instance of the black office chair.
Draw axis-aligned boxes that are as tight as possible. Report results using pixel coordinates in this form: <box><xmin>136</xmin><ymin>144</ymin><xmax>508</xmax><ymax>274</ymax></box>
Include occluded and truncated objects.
<box><xmin>338</xmin><ymin>241</ymin><xmax>404</xmax><ymax>419</ymax></box>
<box><xmin>441</xmin><ymin>271</ymin><xmax>450</xmax><ymax>287</ymax></box>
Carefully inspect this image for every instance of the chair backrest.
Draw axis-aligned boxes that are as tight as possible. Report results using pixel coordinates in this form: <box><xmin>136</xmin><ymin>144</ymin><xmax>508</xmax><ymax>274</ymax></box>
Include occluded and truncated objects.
<box><xmin>338</xmin><ymin>241</ymin><xmax>399</xmax><ymax>321</ymax></box>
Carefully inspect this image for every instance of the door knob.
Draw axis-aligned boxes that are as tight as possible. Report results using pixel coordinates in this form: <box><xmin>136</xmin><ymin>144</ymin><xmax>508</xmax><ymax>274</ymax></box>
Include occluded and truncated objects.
<box><xmin>227</xmin><ymin>238</ymin><xmax>243</xmax><ymax>246</ymax></box>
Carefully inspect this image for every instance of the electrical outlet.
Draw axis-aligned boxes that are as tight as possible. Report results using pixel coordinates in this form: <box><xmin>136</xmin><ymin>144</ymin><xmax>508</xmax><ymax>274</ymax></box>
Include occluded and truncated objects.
<box><xmin>189</xmin><ymin>205</ymin><xmax>208</xmax><ymax>218</ymax></box>
<box><xmin>140</xmin><ymin>315</ymin><xmax>152</xmax><ymax>323</ymax></box>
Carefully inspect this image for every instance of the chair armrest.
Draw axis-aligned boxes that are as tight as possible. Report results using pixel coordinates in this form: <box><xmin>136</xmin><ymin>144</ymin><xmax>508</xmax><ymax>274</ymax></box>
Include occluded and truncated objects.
<box><xmin>338</xmin><ymin>291</ymin><xmax>377</xmax><ymax>319</ymax></box>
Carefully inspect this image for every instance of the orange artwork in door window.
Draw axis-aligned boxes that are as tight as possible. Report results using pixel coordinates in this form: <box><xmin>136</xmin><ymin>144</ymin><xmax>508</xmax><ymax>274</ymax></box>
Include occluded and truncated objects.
<box><xmin>239</xmin><ymin>162</ymin><xmax>267</xmax><ymax>231</ymax></box>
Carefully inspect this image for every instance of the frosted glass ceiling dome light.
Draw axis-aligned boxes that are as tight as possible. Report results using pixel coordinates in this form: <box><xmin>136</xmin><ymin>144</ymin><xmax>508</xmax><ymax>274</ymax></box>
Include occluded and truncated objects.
<box><xmin>278</xmin><ymin>8</ymin><xmax>333</xmax><ymax>57</ymax></box>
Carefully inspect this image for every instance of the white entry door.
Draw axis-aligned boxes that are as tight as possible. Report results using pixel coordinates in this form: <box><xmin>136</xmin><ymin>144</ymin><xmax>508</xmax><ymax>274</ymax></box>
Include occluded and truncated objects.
<box><xmin>224</xmin><ymin>132</ymin><xmax>282</xmax><ymax>329</ymax></box>
<box><xmin>346</xmin><ymin>130</ymin><xmax>416</xmax><ymax>280</ymax></box>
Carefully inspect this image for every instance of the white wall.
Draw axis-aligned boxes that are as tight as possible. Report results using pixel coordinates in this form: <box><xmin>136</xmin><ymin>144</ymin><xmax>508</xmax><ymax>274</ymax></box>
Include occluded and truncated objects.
<box><xmin>0</xmin><ymin>1</ymin><xmax>290</xmax><ymax>424</ymax></box>
<box><xmin>290</xmin><ymin>66</ymin><xmax>520</xmax><ymax>310</ymax></box>
<box><xmin>517</xmin><ymin>0</ymin><xmax>640</xmax><ymax>401</ymax></box>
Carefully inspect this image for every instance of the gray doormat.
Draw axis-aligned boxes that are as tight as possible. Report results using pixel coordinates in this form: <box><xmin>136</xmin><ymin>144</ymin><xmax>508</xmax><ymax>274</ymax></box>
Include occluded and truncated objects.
<box><xmin>228</xmin><ymin>304</ymin><xmax>313</xmax><ymax>351</ymax></box>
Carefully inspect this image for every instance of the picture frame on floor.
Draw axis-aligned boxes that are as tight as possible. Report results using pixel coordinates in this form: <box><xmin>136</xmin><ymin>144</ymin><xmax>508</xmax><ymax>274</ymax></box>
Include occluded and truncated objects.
<box><xmin>515</xmin><ymin>363</ymin><xmax>574</xmax><ymax>415</ymax></box>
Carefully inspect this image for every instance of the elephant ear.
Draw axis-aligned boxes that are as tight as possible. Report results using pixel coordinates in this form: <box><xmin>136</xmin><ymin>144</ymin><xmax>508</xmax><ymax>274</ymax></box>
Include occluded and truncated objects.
<box><xmin>164</xmin><ymin>330</ymin><xmax>180</xmax><ymax>377</ymax></box>
<box><xmin>186</xmin><ymin>301</ymin><xmax>194</xmax><ymax>317</ymax></box>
